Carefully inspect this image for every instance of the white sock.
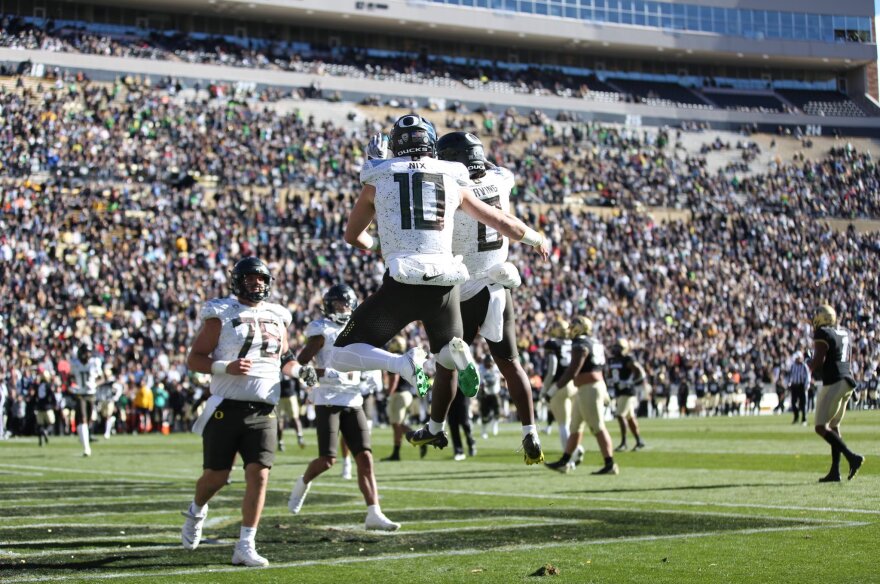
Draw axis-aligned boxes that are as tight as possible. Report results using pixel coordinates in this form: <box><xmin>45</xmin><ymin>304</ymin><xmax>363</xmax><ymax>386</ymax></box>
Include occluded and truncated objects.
<box><xmin>240</xmin><ymin>526</ymin><xmax>257</xmax><ymax>545</ymax></box>
<box><xmin>78</xmin><ymin>425</ymin><xmax>90</xmax><ymax>450</ymax></box>
<box><xmin>558</xmin><ymin>424</ymin><xmax>570</xmax><ymax>450</ymax></box>
<box><xmin>343</xmin><ymin>456</ymin><xmax>352</xmax><ymax>466</ymax></box>
<box><xmin>190</xmin><ymin>501</ymin><xmax>208</xmax><ymax>516</ymax></box>
<box><xmin>331</xmin><ymin>343</ymin><xmax>404</xmax><ymax>375</ymax></box>
<box><xmin>521</xmin><ymin>424</ymin><xmax>537</xmax><ymax>438</ymax></box>
<box><xmin>105</xmin><ymin>416</ymin><xmax>115</xmax><ymax>437</ymax></box>
<box><xmin>492</xmin><ymin>420</ymin><xmax>499</xmax><ymax>435</ymax></box>
<box><xmin>428</xmin><ymin>419</ymin><xmax>446</xmax><ymax>434</ymax></box>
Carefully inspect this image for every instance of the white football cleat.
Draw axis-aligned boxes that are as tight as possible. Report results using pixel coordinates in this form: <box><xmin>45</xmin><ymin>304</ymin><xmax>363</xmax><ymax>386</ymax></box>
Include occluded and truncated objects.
<box><xmin>365</xmin><ymin>511</ymin><xmax>401</xmax><ymax>532</ymax></box>
<box><xmin>400</xmin><ymin>347</ymin><xmax>430</xmax><ymax>396</ymax></box>
<box><xmin>232</xmin><ymin>542</ymin><xmax>269</xmax><ymax>567</ymax></box>
<box><xmin>288</xmin><ymin>476</ymin><xmax>310</xmax><ymax>514</ymax></box>
<box><xmin>181</xmin><ymin>504</ymin><xmax>208</xmax><ymax>550</ymax></box>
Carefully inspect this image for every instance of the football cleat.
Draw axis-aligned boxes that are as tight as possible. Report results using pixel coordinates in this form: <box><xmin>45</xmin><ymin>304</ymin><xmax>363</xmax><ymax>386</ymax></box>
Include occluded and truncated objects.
<box><xmin>297</xmin><ymin>434</ymin><xmax>307</xmax><ymax>449</ymax></box>
<box><xmin>544</xmin><ymin>457</ymin><xmax>571</xmax><ymax>474</ymax></box>
<box><xmin>288</xmin><ymin>476</ymin><xmax>311</xmax><ymax>514</ymax></box>
<box><xmin>419</xmin><ymin>444</ymin><xmax>428</xmax><ymax>459</ymax></box>
<box><xmin>818</xmin><ymin>472</ymin><xmax>841</xmax><ymax>483</ymax></box>
<box><xmin>232</xmin><ymin>542</ymin><xmax>269</xmax><ymax>567</ymax></box>
<box><xmin>848</xmin><ymin>455</ymin><xmax>865</xmax><ymax>481</ymax></box>
<box><xmin>614</xmin><ymin>443</ymin><xmax>628</xmax><ymax>452</ymax></box>
<box><xmin>633</xmin><ymin>441</ymin><xmax>647</xmax><ymax>451</ymax></box>
<box><xmin>521</xmin><ymin>432</ymin><xmax>545</xmax><ymax>465</ymax></box>
<box><xmin>406</xmin><ymin>426</ymin><xmax>449</xmax><ymax>450</ymax></box>
<box><xmin>381</xmin><ymin>453</ymin><xmax>401</xmax><ymax>462</ymax></box>
<box><xmin>365</xmin><ymin>511</ymin><xmax>401</xmax><ymax>532</ymax></box>
<box><xmin>181</xmin><ymin>504</ymin><xmax>208</xmax><ymax>550</ymax></box>
<box><xmin>401</xmin><ymin>348</ymin><xmax>430</xmax><ymax>397</ymax></box>
<box><xmin>453</xmin><ymin>452</ymin><xmax>466</xmax><ymax>461</ymax></box>
<box><xmin>591</xmin><ymin>463</ymin><xmax>620</xmax><ymax>476</ymax></box>
<box><xmin>448</xmin><ymin>338</ymin><xmax>480</xmax><ymax>398</ymax></box>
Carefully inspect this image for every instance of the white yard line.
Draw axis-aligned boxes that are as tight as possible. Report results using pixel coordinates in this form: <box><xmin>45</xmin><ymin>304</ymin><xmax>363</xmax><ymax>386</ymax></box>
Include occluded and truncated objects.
<box><xmin>1</xmin><ymin>520</ymin><xmax>866</xmax><ymax>584</ymax></box>
<box><xmin>0</xmin><ymin>532</ymin><xmax>180</xmax><ymax>546</ymax></box>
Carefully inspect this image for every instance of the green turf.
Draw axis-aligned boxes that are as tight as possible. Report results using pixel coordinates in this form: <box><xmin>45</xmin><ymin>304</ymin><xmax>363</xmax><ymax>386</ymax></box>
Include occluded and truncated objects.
<box><xmin>0</xmin><ymin>412</ymin><xmax>877</xmax><ymax>583</ymax></box>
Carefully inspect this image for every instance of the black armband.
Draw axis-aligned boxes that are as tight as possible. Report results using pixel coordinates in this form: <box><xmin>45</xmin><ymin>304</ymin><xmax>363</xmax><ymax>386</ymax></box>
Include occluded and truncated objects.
<box><xmin>280</xmin><ymin>350</ymin><xmax>296</xmax><ymax>367</ymax></box>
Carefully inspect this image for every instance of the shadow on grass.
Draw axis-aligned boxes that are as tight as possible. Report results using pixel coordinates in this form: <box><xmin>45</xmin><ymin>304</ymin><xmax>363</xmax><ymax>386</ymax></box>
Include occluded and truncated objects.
<box><xmin>569</xmin><ymin>482</ymin><xmax>794</xmax><ymax>494</ymax></box>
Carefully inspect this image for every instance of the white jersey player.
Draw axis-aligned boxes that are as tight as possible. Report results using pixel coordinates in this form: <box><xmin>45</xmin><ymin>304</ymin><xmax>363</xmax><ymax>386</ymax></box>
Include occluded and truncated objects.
<box><xmin>69</xmin><ymin>345</ymin><xmax>104</xmax><ymax>456</ymax></box>
<box><xmin>182</xmin><ymin>257</ymin><xmax>292</xmax><ymax>568</ymax></box>
<box><xmin>331</xmin><ymin>115</ymin><xmax>550</xmax><ymax>454</ymax></box>
<box><xmin>438</xmin><ymin>131</ymin><xmax>545</xmax><ymax>465</ymax></box>
<box><xmin>287</xmin><ymin>284</ymin><xmax>400</xmax><ymax>531</ymax></box>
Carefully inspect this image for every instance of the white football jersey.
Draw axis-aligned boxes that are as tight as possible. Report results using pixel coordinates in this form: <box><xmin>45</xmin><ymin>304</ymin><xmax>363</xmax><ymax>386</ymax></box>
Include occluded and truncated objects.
<box><xmin>304</xmin><ymin>317</ymin><xmax>363</xmax><ymax>407</ymax></box>
<box><xmin>452</xmin><ymin>166</ymin><xmax>515</xmax><ymax>301</ymax></box>
<box><xmin>361</xmin><ymin>157</ymin><xmax>468</xmax><ymax>262</ymax></box>
<box><xmin>201</xmin><ymin>296</ymin><xmax>292</xmax><ymax>404</ymax></box>
<box><xmin>70</xmin><ymin>357</ymin><xmax>103</xmax><ymax>396</ymax></box>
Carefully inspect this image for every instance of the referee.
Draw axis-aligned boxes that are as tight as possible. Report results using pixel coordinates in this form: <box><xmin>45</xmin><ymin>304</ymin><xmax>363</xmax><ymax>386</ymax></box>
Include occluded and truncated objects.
<box><xmin>788</xmin><ymin>352</ymin><xmax>811</xmax><ymax>426</ymax></box>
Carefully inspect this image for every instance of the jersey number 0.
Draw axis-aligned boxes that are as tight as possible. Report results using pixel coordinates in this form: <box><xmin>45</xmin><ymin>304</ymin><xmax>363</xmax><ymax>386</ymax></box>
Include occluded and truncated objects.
<box><xmin>394</xmin><ymin>172</ymin><xmax>446</xmax><ymax>231</ymax></box>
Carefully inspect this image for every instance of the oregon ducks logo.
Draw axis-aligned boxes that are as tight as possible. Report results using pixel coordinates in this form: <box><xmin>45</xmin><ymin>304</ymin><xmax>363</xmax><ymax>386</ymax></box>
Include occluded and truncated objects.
<box><xmin>213</xmin><ymin>410</ymin><xmax>225</xmax><ymax>420</ymax></box>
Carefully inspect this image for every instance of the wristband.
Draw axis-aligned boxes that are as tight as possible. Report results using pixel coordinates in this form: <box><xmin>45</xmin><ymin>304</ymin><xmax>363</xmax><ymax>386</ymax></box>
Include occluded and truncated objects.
<box><xmin>211</xmin><ymin>360</ymin><xmax>231</xmax><ymax>375</ymax></box>
<box><xmin>520</xmin><ymin>227</ymin><xmax>544</xmax><ymax>248</ymax></box>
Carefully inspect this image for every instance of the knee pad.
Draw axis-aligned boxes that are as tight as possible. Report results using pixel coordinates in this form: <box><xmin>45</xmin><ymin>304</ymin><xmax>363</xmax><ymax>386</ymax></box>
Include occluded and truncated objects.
<box><xmin>436</xmin><ymin>341</ymin><xmax>459</xmax><ymax>370</ymax></box>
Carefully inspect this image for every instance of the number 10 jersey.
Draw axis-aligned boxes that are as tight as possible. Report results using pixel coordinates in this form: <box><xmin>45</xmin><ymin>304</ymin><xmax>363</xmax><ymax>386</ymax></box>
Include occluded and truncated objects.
<box><xmin>201</xmin><ymin>296</ymin><xmax>292</xmax><ymax>404</ymax></box>
<box><xmin>361</xmin><ymin>157</ymin><xmax>469</xmax><ymax>261</ymax></box>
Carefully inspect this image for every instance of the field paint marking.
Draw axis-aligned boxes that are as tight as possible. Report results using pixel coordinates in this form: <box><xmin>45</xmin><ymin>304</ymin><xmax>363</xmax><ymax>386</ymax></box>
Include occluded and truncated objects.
<box><xmin>6</xmin><ymin>463</ymin><xmax>879</xmax><ymax>517</ymax></box>
<box><xmin>0</xmin><ymin>532</ymin><xmax>181</xmax><ymax>546</ymax></box>
<box><xmin>0</xmin><ymin>469</ymin><xmax>45</xmax><ymax>477</ymax></box>
<box><xmin>1</xmin><ymin>520</ymin><xmax>867</xmax><ymax>583</ymax></box>
<box><xmin>0</xmin><ymin>463</ymin><xmax>193</xmax><ymax>481</ymax></box>
<box><xmin>0</xmin><ymin>495</ymin><xmax>204</xmax><ymax>509</ymax></box>
<box><xmin>377</xmin><ymin>484</ymin><xmax>880</xmax><ymax>516</ymax></box>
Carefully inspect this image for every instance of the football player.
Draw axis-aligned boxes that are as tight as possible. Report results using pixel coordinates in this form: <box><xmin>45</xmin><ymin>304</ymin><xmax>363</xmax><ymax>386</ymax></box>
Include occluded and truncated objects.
<box><xmin>331</xmin><ymin>115</ymin><xmax>549</xmax><ymax>453</ymax></box>
<box><xmin>34</xmin><ymin>371</ymin><xmax>59</xmax><ymax>446</ymax></box>
<box><xmin>439</xmin><ymin>131</ymin><xmax>544</xmax><ymax>464</ymax></box>
<box><xmin>541</xmin><ymin>318</ymin><xmax>580</xmax><ymax>453</ymax></box>
<box><xmin>181</xmin><ymin>257</ymin><xmax>292</xmax><ymax>567</ymax></box>
<box><xmin>287</xmin><ymin>284</ymin><xmax>399</xmax><ymax>531</ymax></box>
<box><xmin>606</xmin><ymin>338</ymin><xmax>647</xmax><ymax>452</ymax></box>
<box><xmin>69</xmin><ymin>344</ymin><xmax>105</xmax><ymax>457</ymax></box>
<box><xmin>380</xmin><ymin>336</ymin><xmax>418</xmax><ymax>461</ymax></box>
<box><xmin>544</xmin><ymin>316</ymin><xmax>618</xmax><ymax>475</ymax></box>
<box><xmin>97</xmin><ymin>379</ymin><xmax>123</xmax><ymax>440</ymax></box>
<box><xmin>478</xmin><ymin>354</ymin><xmax>502</xmax><ymax>440</ymax></box>
<box><xmin>809</xmin><ymin>304</ymin><xmax>864</xmax><ymax>482</ymax></box>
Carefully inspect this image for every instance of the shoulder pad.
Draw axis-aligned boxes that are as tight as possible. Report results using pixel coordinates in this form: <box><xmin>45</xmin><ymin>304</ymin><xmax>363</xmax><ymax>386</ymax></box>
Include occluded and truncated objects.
<box><xmin>360</xmin><ymin>158</ymin><xmax>394</xmax><ymax>185</ymax></box>
<box><xmin>266</xmin><ymin>303</ymin><xmax>293</xmax><ymax>327</ymax></box>
<box><xmin>304</xmin><ymin>319</ymin><xmax>328</xmax><ymax>339</ymax></box>
<box><xmin>199</xmin><ymin>298</ymin><xmax>231</xmax><ymax>322</ymax></box>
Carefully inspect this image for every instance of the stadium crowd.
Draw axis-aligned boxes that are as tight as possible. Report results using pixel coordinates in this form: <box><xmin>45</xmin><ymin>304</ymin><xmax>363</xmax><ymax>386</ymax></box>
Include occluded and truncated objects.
<box><xmin>1</xmin><ymin>75</ymin><xmax>879</xmax><ymax>441</ymax></box>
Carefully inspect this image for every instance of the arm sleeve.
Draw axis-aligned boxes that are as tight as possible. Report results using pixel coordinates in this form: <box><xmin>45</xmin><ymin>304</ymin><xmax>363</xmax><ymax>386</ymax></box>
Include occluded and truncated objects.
<box><xmin>542</xmin><ymin>354</ymin><xmax>559</xmax><ymax>392</ymax></box>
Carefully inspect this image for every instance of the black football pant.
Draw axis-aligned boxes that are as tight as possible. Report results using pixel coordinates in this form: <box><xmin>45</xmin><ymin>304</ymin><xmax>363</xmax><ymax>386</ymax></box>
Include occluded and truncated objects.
<box><xmin>790</xmin><ymin>385</ymin><xmax>807</xmax><ymax>423</ymax></box>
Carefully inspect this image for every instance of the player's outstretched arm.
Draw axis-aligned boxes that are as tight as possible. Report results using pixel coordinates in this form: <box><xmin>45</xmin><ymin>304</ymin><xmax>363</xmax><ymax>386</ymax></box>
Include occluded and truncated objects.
<box><xmin>459</xmin><ymin>189</ymin><xmax>550</xmax><ymax>258</ymax></box>
<box><xmin>344</xmin><ymin>185</ymin><xmax>379</xmax><ymax>252</ymax></box>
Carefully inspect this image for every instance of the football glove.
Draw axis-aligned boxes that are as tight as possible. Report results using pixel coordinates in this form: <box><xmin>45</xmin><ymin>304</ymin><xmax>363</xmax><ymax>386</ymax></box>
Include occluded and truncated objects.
<box><xmin>366</xmin><ymin>133</ymin><xmax>389</xmax><ymax>160</ymax></box>
<box><xmin>488</xmin><ymin>262</ymin><xmax>522</xmax><ymax>289</ymax></box>
<box><xmin>299</xmin><ymin>365</ymin><xmax>318</xmax><ymax>387</ymax></box>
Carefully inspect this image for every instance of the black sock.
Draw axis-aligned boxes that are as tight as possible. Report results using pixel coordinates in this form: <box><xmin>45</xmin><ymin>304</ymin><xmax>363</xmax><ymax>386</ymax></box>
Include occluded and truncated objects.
<box><xmin>830</xmin><ymin>445</ymin><xmax>841</xmax><ymax>476</ymax></box>
<box><xmin>634</xmin><ymin>433</ymin><xmax>642</xmax><ymax>444</ymax></box>
<box><xmin>559</xmin><ymin>453</ymin><xmax>571</xmax><ymax>463</ymax></box>
<box><xmin>604</xmin><ymin>456</ymin><xmax>614</xmax><ymax>467</ymax></box>
<box><xmin>821</xmin><ymin>431</ymin><xmax>853</xmax><ymax>460</ymax></box>
<box><xmin>392</xmin><ymin>444</ymin><xmax>400</xmax><ymax>457</ymax></box>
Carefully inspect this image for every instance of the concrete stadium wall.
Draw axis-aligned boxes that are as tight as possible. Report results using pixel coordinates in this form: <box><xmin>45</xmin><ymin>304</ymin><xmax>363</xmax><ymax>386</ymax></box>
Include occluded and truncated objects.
<box><xmin>5</xmin><ymin>48</ymin><xmax>880</xmax><ymax>137</ymax></box>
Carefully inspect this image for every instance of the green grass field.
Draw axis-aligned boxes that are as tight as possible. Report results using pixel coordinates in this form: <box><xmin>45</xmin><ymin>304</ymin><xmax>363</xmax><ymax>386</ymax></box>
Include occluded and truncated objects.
<box><xmin>1</xmin><ymin>412</ymin><xmax>877</xmax><ymax>584</ymax></box>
